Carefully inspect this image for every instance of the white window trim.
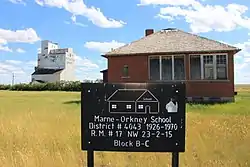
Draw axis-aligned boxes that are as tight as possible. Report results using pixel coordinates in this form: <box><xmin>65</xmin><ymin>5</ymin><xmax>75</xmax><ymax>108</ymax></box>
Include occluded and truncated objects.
<box><xmin>189</xmin><ymin>53</ymin><xmax>228</xmax><ymax>80</ymax></box>
<box><xmin>148</xmin><ymin>54</ymin><xmax>185</xmax><ymax>81</ymax></box>
<box><xmin>159</xmin><ymin>56</ymin><xmax>162</xmax><ymax>80</ymax></box>
<box><xmin>200</xmin><ymin>55</ymin><xmax>204</xmax><ymax>79</ymax></box>
<box><xmin>172</xmin><ymin>55</ymin><xmax>175</xmax><ymax>80</ymax></box>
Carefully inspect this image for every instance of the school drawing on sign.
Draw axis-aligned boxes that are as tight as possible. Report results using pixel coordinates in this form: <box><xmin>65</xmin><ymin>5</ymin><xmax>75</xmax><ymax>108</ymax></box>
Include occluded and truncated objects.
<box><xmin>106</xmin><ymin>89</ymin><xmax>160</xmax><ymax>114</ymax></box>
<box><xmin>165</xmin><ymin>99</ymin><xmax>178</xmax><ymax>113</ymax></box>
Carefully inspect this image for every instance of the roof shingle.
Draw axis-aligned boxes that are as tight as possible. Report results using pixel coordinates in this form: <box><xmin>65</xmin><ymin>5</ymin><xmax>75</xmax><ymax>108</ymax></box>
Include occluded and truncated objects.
<box><xmin>103</xmin><ymin>28</ymin><xmax>241</xmax><ymax>56</ymax></box>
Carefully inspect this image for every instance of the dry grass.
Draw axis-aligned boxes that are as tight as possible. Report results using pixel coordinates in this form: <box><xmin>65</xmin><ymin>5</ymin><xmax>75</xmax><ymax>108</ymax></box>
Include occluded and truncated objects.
<box><xmin>0</xmin><ymin>88</ymin><xmax>250</xmax><ymax>167</ymax></box>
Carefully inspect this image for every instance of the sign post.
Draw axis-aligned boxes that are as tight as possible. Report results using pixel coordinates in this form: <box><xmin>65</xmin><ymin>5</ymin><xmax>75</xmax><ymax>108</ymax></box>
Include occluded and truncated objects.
<box><xmin>172</xmin><ymin>152</ymin><xmax>179</xmax><ymax>167</ymax></box>
<box><xmin>87</xmin><ymin>150</ymin><xmax>94</xmax><ymax>167</ymax></box>
<box><xmin>81</xmin><ymin>82</ymin><xmax>186</xmax><ymax>167</ymax></box>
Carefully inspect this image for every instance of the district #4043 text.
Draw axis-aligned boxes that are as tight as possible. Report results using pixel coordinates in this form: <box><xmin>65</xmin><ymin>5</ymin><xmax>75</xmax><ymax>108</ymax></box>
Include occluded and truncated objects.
<box><xmin>88</xmin><ymin>115</ymin><xmax>179</xmax><ymax>131</ymax></box>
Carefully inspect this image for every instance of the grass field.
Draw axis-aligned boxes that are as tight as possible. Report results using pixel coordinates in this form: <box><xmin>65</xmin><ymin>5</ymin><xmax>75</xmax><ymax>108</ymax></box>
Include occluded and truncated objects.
<box><xmin>0</xmin><ymin>86</ymin><xmax>250</xmax><ymax>167</ymax></box>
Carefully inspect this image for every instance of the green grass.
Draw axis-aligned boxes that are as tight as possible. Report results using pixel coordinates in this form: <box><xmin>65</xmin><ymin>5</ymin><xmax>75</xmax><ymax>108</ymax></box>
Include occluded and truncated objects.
<box><xmin>0</xmin><ymin>88</ymin><xmax>250</xmax><ymax>167</ymax></box>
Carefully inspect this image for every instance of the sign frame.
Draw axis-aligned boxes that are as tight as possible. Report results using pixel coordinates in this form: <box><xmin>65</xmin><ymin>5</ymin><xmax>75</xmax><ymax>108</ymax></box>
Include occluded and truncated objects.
<box><xmin>81</xmin><ymin>82</ymin><xmax>186</xmax><ymax>153</ymax></box>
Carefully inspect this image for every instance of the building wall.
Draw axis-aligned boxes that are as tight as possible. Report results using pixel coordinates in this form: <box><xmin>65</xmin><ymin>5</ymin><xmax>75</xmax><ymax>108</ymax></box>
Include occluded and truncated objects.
<box><xmin>106</xmin><ymin>51</ymin><xmax>236</xmax><ymax>100</ymax></box>
<box><xmin>38</xmin><ymin>53</ymin><xmax>66</xmax><ymax>69</ymax></box>
<box><xmin>108</xmin><ymin>55</ymin><xmax>148</xmax><ymax>83</ymax></box>
<box><xmin>32</xmin><ymin>72</ymin><xmax>61</xmax><ymax>83</ymax></box>
<box><xmin>102</xmin><ymin>70</ymin><xmax>108</xmax><ymax>83</ymax></box>
<box><xmin>60</xmin><ymin>52</ymin><xmax>76</xmax><ymax>81</ymax></box>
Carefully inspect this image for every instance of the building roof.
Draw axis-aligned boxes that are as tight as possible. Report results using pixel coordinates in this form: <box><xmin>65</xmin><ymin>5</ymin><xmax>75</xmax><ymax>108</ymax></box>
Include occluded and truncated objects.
<box><xmin>100</xmin><ymin>69</ymin><xmax>108</xmax><ymax>73</ymax></box>
<box><xmin>103</xmin><ymin>28</ymin><xmax>241</xmax><ymax>56</ymax></box>
<box><xmin>107</xmin><ymin>89</ymin><xmax>158</xmax><ymax>102</ymax></box>
<box><xmin>31</xmin><ymin>68</ymin><xmax>63</xmax><ymax>75</ymax></box>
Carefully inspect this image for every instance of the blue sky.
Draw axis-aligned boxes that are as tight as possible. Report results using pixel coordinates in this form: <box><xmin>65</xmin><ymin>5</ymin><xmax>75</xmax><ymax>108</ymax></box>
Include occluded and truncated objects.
<box><xmin>0</xmin><ymin>0</ymin><xmax>250</xmax><ymax>84</ymax></box>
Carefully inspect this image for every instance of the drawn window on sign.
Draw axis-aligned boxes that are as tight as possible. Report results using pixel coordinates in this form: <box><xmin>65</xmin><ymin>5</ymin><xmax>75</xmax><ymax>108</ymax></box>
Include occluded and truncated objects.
<box><xmin>126</xmin><ymin>105</ymin><xmax>132</xmax><ymax>109</ymax></box>
<box><xmin>138</xmin><ymin>105</ymin><xmax>143</xmax><ymax>109</ymax></box>
<box><xmin>112</xmin><ymin>104</ymin><xmax>117</xmax><ymax>109</ymax></box>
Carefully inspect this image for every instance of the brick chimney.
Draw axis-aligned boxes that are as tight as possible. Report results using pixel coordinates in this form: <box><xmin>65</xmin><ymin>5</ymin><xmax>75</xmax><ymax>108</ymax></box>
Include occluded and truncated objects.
<box><xmin>145</xmin><ymin>29</ymin><xmax>154</xmax><ymax>36</ymax></box>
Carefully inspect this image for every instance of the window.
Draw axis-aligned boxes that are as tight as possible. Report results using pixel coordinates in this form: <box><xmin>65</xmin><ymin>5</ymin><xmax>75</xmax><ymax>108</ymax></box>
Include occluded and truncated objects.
<box><xmin>190</xmin><ymin>55</ymin><xmax>201</xmax><ymax>80</ymax></box>
<box><xmin>203</xmin><ymin>55</ymin><xmax>214</xmax><ymax>79</ymax></box>
<box><xmin>149</xmin><ymin>55</ymin><xmax>185</xmax><ymax>81</ymax></box>
<box><xmin>122</xmin><ymin>65</ymin><xmax>129</xmax><ymax>77</ymax></box>
<box><xmin>190</xmin><ymin>54</ymin><xmax>228</xmax><ymax>80</ymax></box>
<box><xmin>149</xmin><ymin>57</ymin><xmax>160</xmax><ymax>80</ymax></box>
<box><xmin>216</xmin><ymin>55</ymin><xmax>227</xmax><ymax>79</ymax></box>
<box><xmin>174</xmin><ymin>56</ymin><xmax>185</xmax><ymax>80</ymax></box>
<box><xmin>162</xmin><ymin>57</ymin><xmax>172</xmax><ymax>80</ymax></box>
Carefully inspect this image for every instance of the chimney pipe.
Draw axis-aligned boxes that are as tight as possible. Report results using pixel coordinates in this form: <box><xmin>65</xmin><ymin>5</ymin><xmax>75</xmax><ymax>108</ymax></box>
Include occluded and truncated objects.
<box><xmin>145</xmin><ymin>29</ymin><xmax>154</xmax><ymax>36</ymax></box>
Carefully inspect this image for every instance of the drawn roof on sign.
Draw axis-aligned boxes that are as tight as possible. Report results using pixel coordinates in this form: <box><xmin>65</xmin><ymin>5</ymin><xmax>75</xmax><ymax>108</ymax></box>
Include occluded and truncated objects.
<box><xmin>107</xmin><ymin>89</ymin><xmax>159</xmax><ymax>102</ymax></box>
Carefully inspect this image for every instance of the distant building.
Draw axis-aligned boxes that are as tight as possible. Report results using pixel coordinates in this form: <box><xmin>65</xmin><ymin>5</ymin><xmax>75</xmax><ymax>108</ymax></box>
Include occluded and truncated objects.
<box><xmin>31</xmin><ymin>40</ymin><xmax>76</xmax><ymax>83</ymax></box>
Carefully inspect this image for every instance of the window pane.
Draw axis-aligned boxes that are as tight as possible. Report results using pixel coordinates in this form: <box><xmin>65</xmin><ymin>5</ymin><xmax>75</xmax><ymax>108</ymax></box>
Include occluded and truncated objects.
<box><xmin>174</xmin><ymin>56</ymin><xmax>185</xmax><ymax>80</ymax></box>
<box><xmin>217</xmin><ymin>66</ymin><xmax>226</xmax><ymax>79</ymax></box>
<box><xmin>149</xmin><ymin>57</ymin><xmax>160</xmax><ymax>80</ymax></box>
<box><xmin>204</xmin><ymin>66</ymin><xmax>214</xmax><ymax>79</ymax></box>
<box><xmin>123</xmin><ymin>65</ymin><xmax>128</xmax><ymax>76</ymax></box>
<box><xmin>216</xmin><ymin>55</ymin><xmax>227</xmax><ymax>79</ymax></box>
<box><xmin>204</xmin><ymin>55</ymin><xmax>213</xmax><ymax>64</ymax></box>
<box><xmin>162</xmin><ymin>56</ymin><xmax>172</xmax><ymax>80</ymax></box>
<box><xmin>190</xmin><ymin>55</ymin><xmax>201</xmax><ymax>80</ymax></box>
<box><xmin>203</xmin><ymin>55</ymin><xmax>214</xmax><ymax>79</ymax></box>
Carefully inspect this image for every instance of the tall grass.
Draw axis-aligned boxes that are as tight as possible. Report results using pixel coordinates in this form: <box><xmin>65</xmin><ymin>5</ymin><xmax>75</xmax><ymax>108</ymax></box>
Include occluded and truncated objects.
<box><xmin>0</xmin><ymin>90</ymin><xmax>250</xmax><ymax>167</ymax></box>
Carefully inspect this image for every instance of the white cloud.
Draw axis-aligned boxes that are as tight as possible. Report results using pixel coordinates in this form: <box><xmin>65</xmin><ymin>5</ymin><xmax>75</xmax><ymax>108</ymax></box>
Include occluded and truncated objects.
<box><xmin>0</xmin><ymin>28</ymin><xmax>40</xmax><ymax>52</ymax></box>
<box><xmin>64</xmin><ymin>15</ymin><xmax>88</xmax><ymax>27</ymax></box>
<box><xmin>139</xmin><ymin>0</ymin><xmax>250</xmax><ymax>33</ymax></box>
<box><xmin>0</xmin><ymin>28</ymin><xmax>40</xmax><ymax>44</ymax></box>
<box><xmin>84</xmin><ymin>40</ymin><xmax>126</xmax><ymax>53</ymax></box>
<box><xmin>16</xmin><ymin>48</ymin><xmax>26</xmax><ymax>53</ymax></box>
<box><xmin>34</xmin><ymin>0</ymin><xmax>126</xmax><ymax>28</ymax></box>
<box><xmin>75</xmin><ymin>55</ymin><xmax>99</xmax><ymax>70</ymax></box>
<box><xmin>74</xmin><ymin>55</ymin><xmax>101</xmax><ymax>81</ymax></box>
<box><xmin>71</xmin><ymin>15</ymin><xmax>88</xmax><ymax>27</ymax></box>
<box><xmin>0</xmin><ymin>45</ymin><xmax>13</xmax><ymax>52</ymax></box>
<box><xmin>155</xmin><ymin>14</ymin><xmax>174</xmax><ymax>21</ymax></box>
<box><xmin>8</xmin><ymin>0</ymin><xmax>26</xmax><ymax>5</ymax></box>
<box><xmin>26</xmin><ymin>60</ymin><xmax>37</xmax><ymax>67</ymax></box>
<box><xmin>138</xmin><ymin>0</ymin><xmax>199</xmax><ymax>6</ymax></box>
<box><xmin>5</xmin><ymin>60</ymin><xmax>23</xmax><ymax>65</ymax></box>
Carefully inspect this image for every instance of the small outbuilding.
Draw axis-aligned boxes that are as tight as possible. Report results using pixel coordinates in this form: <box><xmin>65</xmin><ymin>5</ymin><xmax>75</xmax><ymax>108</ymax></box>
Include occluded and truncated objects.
<box><xmin>101</xmin><ymin>28</ymin><xmax>241</xmax><ymax>102</ymax></box>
